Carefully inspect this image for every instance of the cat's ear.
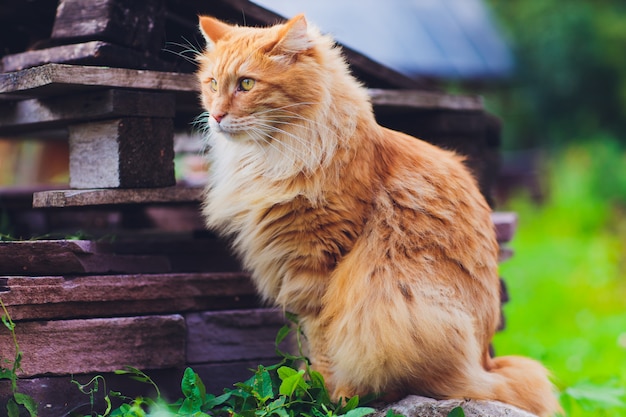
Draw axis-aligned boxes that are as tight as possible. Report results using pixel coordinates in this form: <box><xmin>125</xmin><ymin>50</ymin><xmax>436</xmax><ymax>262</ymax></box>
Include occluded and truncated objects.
<box><xmin>198</xmin><ymin>15</ymin><xmax>233</xmax><ymax>50</ymax></box>
<box><xmin>272</xmin><ymin>14</ymin><xmax>314</xmax><ymax>56</ymax></box>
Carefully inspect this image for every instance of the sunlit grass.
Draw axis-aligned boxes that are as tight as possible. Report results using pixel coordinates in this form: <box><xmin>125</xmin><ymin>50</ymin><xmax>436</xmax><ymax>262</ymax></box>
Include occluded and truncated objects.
<box><xmin>494</xmin><ymin>143</ymin><xmax>626</xmax><ymax>416</ymax></box>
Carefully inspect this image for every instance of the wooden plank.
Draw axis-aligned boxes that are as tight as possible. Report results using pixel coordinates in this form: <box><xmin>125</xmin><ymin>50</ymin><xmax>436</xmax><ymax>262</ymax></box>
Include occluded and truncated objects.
<box><xmin>0</xmin><ymin>315</ymin><xmax>186</xmax><ymax>377</ymax></box>
<box><xmin>492</xmin><ymin>212</ymin><xmax>518</xmax><ymax>243</ymax></box>
<box><xmin>32</xmin><ymin>186</ymin><xmax>203</xmax><ymax>207</ymax></box>
<box><xmin>370</xmin><ymin>89</ymin><xmax>483</xmax><ymax>111</ymax></box>
<box><xmin>0</xmin><ymin>64</ymin><xmax>470</xmax><ymax>110</ymax></box>
<box><xmin>0</xmin><ymin>41</ymin><xmax>176</xmax><ymax>74</ymax></box>
<box><xmin>0</xmin><ymin>235</ymin><xmax>242</xmax><ymax>276</ymax></box>
<box><xmin>0</xmin><ymin>239</ymin><xmax>171</xmax><ymax>275</ymax></box>
<box><xmin>68</xmin><ymin>117</ymin><xmax>175</xmax><ymax>188</ymax></box>
<box><xmin>186</xmin><ymin>309</ymin><xmax>287</xmax><ymax>363</ymax></box>
<box><xmin>0</xmin><ymin>89</ymin><xmax>175</xmax><ymax>135</ymax></box>
<box><xmin>0</xmin><ymin>273</ymin><xmax>256</xmax><ymax>320</ymax></box>
<box><xmin>101</xmin><ymin>235</ymin><xmax>242</xmax><ymax>272</ymax></box>
<box><xmin>52</xmin><ymin>0</ymin><xmax>166</xmax><ymax>52</ymax></box>
<box><xmin>0</xmin><ymin>63</ymin><xmax>197</xmax><ymax>99</ymax></box>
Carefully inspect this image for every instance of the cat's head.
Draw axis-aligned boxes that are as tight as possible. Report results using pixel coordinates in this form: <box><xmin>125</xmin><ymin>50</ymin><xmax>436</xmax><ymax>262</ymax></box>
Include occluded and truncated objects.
<box><xmin>197</xmin><ymin>14</ymin><xmax>327</xmax><ymax>143</ymax></box>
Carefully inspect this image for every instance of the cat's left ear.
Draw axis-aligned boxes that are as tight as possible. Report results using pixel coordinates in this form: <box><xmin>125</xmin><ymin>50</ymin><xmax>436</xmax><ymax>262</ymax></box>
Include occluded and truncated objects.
<box><xmin>272</xmin><ymin>14</ymin><xmax>314</xmax><ymax>56</ymax></box>
<box><xmin>198</xmin><ymin>15</ymin><xmax>233</xmax><ymax>50</ymax></box>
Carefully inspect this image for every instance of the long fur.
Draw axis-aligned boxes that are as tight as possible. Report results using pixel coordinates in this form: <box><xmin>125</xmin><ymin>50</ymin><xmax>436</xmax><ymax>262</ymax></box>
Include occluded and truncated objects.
<box><xmin>196</xmin><ymin>14</ymin><xmax>562</xmax><ymax>417</ymax></box>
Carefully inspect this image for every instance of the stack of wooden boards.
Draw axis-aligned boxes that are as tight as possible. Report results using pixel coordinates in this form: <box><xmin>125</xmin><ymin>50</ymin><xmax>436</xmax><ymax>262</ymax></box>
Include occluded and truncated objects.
<box><xmin>0</xmin><ymin>0</ymin><xmax>512</xmax><ymax>415</ymax></box>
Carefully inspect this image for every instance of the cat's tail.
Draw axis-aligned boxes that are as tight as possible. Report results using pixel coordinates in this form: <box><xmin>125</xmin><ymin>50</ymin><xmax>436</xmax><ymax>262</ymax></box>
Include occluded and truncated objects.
<box><xmin>482</xmin><ymin>355</ymin><xmax>562</xmax><ymax>417</ymax></box>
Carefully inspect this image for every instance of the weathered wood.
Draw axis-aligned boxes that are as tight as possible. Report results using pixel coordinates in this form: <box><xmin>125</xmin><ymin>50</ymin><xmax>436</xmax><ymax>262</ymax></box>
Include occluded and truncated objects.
<box><xmin>52</xmin><ymin>0</ymin><xmax>166</xmax><ymax>52</ymax></box>
<box><xmin>0</xmin><ymin>41</ymin><xmax>175</xmax><ymax>74</ymax></box>
<box><xmin>186</xmin><ymin>309</ymin><xmax>287</xmax><ymax>363</ymax></box>
<box><xmin>0</xmin><ymin>89</ymin><xmax>175</xmax><ymax>135</ymax></box>
<box><xmin>0</xmin><ymin>64</ymin><xmax>469</xmax><ymax>110</ymax></box>
<box><xmin>0</xmin><ymin>315</ymin><xmax>185</xmax><ymax>377</ymax></box>
<box><xmin>492</xmin><ymin>212</ymin><xmax>517</xmax><ymax>243</ymax></box>
<box><xmin>32</xmin><ymin>186</ymin><xmax>203</xmax><ymax>207</ymax></box>
<box><xmin>0</xmin><ymin>63</ymin><xmax>197</xmax><ymax>99</ymax></box>
<box><xmin>369</xmin><ymin>89</ymin><xmax>483</xmax><ymax>111</ymax></box>
<box><xmin>0</xmin><ymin>272</ymin><xmax>255</xmax><ymax>320</ymax></box>
<box><xmin>68</xmin><ymin>117</ymin><xmax>175</xmax><ymax>188</ymax></box>
<box><xmin>0</xmin><ymin>239</ymin><xmax>170</xmax><ymax>275</ymax></box>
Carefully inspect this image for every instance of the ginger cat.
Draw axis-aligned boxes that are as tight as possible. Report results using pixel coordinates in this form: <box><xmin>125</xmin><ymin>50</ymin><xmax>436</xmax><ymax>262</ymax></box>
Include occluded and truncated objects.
<box><xmin>196</xmin><ymin>14</ymin><xmax>561</xmax><ymax>417</ymax></box>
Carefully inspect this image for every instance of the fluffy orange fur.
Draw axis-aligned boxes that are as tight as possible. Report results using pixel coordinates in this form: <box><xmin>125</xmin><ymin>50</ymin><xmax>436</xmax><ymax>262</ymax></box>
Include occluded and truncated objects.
<box><xmin>196</xmin><ymin>14</ymin><xmax>562</xmax><ymax>417</ymax></box>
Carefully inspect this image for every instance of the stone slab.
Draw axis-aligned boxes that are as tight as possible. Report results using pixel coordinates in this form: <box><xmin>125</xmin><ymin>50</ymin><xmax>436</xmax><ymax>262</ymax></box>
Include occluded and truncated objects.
<box><xmin>0</xmin><ymin>315</ymin><xmax>186</xmax><ymax>377</ymax></box>
<box><xmin>376</xmin><ymin>395</ymin><xmax>537</xmax><ymax>417</ymax></box>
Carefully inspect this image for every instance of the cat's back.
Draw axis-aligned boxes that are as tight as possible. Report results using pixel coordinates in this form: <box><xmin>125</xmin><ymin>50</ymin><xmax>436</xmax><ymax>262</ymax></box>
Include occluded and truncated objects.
<box><xmin>368</xmin><ymin>127</ymin><xmax>499</xmax><ymax>282</ymax></box>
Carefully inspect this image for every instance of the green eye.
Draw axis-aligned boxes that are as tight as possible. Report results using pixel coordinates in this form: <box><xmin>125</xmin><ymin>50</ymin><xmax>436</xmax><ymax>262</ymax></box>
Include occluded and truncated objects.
<box><xmin>239</xmin><ymin>78</ymin><xmax>255</xmax><ymax>92</ymax></box>
<box><xmin>210</xmin><ymin>78</ymin><xmax>218</xmax><ymax>92</ymax></box>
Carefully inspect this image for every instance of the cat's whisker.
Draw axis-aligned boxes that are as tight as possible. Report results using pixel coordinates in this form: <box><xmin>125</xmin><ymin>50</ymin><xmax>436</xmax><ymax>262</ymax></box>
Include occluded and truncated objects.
<box><xmin>255</xmin><ymin>122</ymin><xmax>323</xmax><ymax>157</ymax></box>
<box><xmin>248</xmin><ymin>128</ymin><xmax>299</xmax><ymax>167</ymax></box>
<box><xmin>258</xmin><ymin>109</ymin><xmax>336</xmax><ymax>139</ymax></box>
<box><xmin>249</xmin><ymin>121</ymin><xmax>318</xmax><ymax>166</ymax></box>
<box><xmin>254</xmin><ymin>102</ymin><xmax>319</xmax><ymax>116</ymax></box>
<box><xmin>269</xmin><ymin>118</ymin><xmax>336</xmax><ymax>139</ymax></box>
<box><xmin>163</xmin><ymin>37</ymin><xmax>204</xmax><ymax>65</ymax></box>
<box><xmin>192</xmin><ymin>112</ymin><xmax>212</xmax><ymax>137</ymax></box>
<box><xmin>247</xmin><ymin>128</ymin><xmax>275</xmax><ymax>159</ymax></box>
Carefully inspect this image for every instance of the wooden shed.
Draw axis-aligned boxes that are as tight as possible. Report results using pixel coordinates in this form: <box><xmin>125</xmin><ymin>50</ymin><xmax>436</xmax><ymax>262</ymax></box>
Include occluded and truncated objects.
<box><xmin>0</xmin><ymin>1</ymin><xmax>514</xmax><ymax>415</ymax></box>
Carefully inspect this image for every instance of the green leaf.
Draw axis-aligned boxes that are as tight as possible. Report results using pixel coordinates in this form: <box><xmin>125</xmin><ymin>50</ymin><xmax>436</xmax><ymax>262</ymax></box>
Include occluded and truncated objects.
<box><xmin>0</xmin><ymin>368</ymin><xmax>16</xmax><ymax>380</ymax></box>
<box><xmin>341</xmin><ymin>407</ymin><xmax>376</xmax><ymax>417</ymax></box>
<box><xmin>385</xmin><ymin>410</ymin><xmax>405</xmax><ymax>417</ymax></box>
<box><xmin>446</xmin><ymin>406</ymin><xmax>465</xmax><ymax>417</ymax></box>
<box><xmin>14</xmin><ymin>392</ymin><xmax>39</xmax><ymax>417</ymax></box>
<box><xmin>284</xmin><ymin>312</ymin><xmax>299</xmax><ymax>325</ymax></box>
<box><xmin>275</xmin><ymin>325</ymin><xmax>292</xmax><ymax>346</ymax></box>
<box><xmin>253</xmin><ymin>367</ymin><xmax>275</xmax><ymax>403</ymax></box>
<box><xmin>110</xmin><ymin>403</ymin><xmax>131</xmax><ymax>417</ymax></box>
<box><xmin>277</xmin><ymin>368</ymin><xmax>306</xmax><ymax>397</ymax></box>
<box><xmin>342</xmin><ymin>395</ymin><xmax>359</xmax><ymax>413</ymax></box>
<box><xmin>1</xmin><ymin>315</ymin><xmax>15</xmax><ymax>331</ymax></box>
<box><xmin>267</xmin><ymin>397</ymin><xmax>288</xmax><ymax>417</ymax></box>
<box><xmin>308</xmin><ymin>370</ymin><xmax>331</xmax><ymax>405</ymax></box>
<box><xmin>7</xmin><ymin>399</ymin><xmax>20</xmax><ymax>417</ymax></box>
<box><xmin>114</xmin><ymin>366</ymin><xmax>161</xmax><ymax>398</ymax></box>
<box><xmin>204</xmin><ymin>391</ymin><xmax>233</xmax><ymax>409</ymax></box>
<box><xmin>180</xmin><ymin>368</ymin><xmax>207</xmax><ymax>414</ymax></box>
<box><xmin>277</xmin><ymin>366</ymin><xmax>298</xmax><ymax>380</ymax></box>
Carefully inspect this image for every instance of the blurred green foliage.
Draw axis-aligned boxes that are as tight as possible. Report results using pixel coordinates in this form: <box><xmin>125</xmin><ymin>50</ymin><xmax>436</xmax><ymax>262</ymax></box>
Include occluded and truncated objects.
<box><xmin>484</xmin><ymin>0</ymin><xmax>626</xmax><ymax>149</ymax></box>
<box><xmin>494</xmin><ymin>141</ymin><xmax>626</xmax><ymax>416</ymax></box>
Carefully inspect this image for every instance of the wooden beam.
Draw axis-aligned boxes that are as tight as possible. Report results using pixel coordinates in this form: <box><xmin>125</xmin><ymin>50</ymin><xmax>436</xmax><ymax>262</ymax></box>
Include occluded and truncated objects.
<box><xmin>32</xmin><ymin>186</ymin><xmax>203</xmax><ymax>207</ymax></box>
<box><xmin>0</xmin><ymin>41</ymin><xmax>176</xmax><ymax>74</ymax></box>
<box><xmin>0</xmin><ymin>63</ymin><xmax>197</xmax><ymax>99</ymax></box>
<box><xmin>186</xmin><ymin>309</ymin><xmax>286</xmax><ymax>363</ymax></box>
<box><xmin>369</xmin><ymin>89</ymin><xmax>483</xmax><ymax>111</ymax></box>
<box><xmin>0</xmin><ymin>89</ymin><xmax>175</xmax><ymax>135</ymax></box>
<box><xmin>0</xmin><ymin>272</ymin><xmax>256</xmax><ymax>320</ymax></box>
<box><xmin>0</xmin><ymin>64</ymin><xmax>474</xmax><ymax>111</ymax></box>
<box><xmin>51</xmin><ymin>0</ymin><xmax>166</xmax><ymax>52</ymax></box>
<box><xmin>0</xmin><ymin>239</ymin><xmax>170</xmax><ymax>275</ymax></box>
<box><xmin>0</xmin><ymin>315</ymin><xmax>186</xmax><ymax>377</ymax></box>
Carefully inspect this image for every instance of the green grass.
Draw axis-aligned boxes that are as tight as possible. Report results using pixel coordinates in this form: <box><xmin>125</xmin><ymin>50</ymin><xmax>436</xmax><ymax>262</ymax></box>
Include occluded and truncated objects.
<box><xmin>493</xmin><ymin>142</ymin><xmax>626</xmax><ymax>416</ymax></box>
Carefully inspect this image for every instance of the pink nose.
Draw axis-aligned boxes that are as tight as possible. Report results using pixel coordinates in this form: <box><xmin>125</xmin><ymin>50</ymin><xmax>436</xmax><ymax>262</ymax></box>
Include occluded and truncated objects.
<box><xmin>212</xmin><ymin>112</ymin><xmax>227</xmax><ymax>123</ymax></box>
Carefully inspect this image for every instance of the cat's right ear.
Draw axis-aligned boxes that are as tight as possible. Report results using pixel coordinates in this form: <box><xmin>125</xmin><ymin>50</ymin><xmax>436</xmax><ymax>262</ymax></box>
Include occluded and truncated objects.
<box><xmin>198</xmin><ymin>15</ymin><xmax>232</xmax><ymax>50</ymax></box>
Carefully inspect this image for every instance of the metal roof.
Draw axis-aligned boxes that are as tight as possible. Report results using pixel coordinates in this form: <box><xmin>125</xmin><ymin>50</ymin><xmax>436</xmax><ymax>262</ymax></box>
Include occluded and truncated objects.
<box><xmin>253</xmin><ymin>0</ymin><xmax>513</xmax><ymax>80</ymax></box>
